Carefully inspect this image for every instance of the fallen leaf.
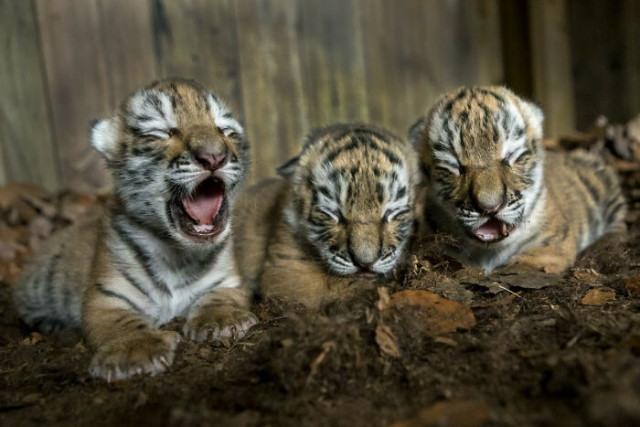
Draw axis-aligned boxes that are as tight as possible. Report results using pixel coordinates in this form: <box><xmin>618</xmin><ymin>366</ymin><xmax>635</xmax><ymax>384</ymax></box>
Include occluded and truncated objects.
<box><xmin>433</xmin><ymin>336</ymin><xmax>458</xmax><ymax>347</ymax></box>
<box><xmin>625</xmin><ymin>277</ymin><xmax>640</xmax><ymax>296</ymax></box>
<box><xmin>308</xmin><ymin>340</ymin><xmax>335</xmax><ymax>380</ymax></box>
<box><xmin>375</xmin><ymin>322</ymin><xmax>401</xmax><ymax>358</ymax></box>
<box><xmin>390</xmin><ymin>400</ymin><xmax>490</xmax><ymax>427</ymax></box>
<box><xmin>573</xmin><ymin>269</ymin><xmax>602</xmax><ymax>285</ymax></box>
<box><xmin>493</xmin><ymin>269</ymin><xmax>563</xmax><ymax>289</ymax></box>
<box><xmin>581</xmin><ymin>287</ymin><xmax>616</xmax><ymax>306</ymax></box>
<box><xmin>388</xmin><ymin>290</ymin><xmax>476</xmax><ymax>336</ymax></box>
<box><xmin>20</xmin><ymin>332</ymin><xmax>43</xmax><ymax>346</ymax></box>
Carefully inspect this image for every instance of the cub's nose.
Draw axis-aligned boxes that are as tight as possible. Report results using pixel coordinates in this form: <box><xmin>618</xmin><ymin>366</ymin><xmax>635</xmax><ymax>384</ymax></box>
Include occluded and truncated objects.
<box><xmin>476</xmin><ymin>199</ymin><xmax>504</xmax><ymax>214</ymax></box>
<box><xmin>195</xmin><ymin>150</ymin><xmax>227</xmax><ymax>170</ymax></box>
<box><xmin>349</xmin><ymin>244</ymin><xmax>379</xmax><ymax>269</ymax></box>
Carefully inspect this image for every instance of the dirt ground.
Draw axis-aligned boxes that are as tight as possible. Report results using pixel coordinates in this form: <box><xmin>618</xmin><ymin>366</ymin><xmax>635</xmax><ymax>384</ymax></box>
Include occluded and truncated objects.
<box><xmin>0</xmin><ymin>166</ymin><xmax>639</xmax><ymax>426</ymax></box>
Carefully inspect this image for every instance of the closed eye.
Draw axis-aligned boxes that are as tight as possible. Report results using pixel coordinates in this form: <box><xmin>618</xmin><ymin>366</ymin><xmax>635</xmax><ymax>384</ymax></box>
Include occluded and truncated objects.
<box><xmin>503</xmin><ymin>148</ymin><xmax>531</xmax><ymax>166</ymax></box>
<box><xmin>218</xmin><ymin>126</ymin><xmax>239</xmax><ymax>138</ymax></box>
<box><xmin>383</xmin><ymin>207</ymin><xmax>410</xmax><ymax>223</ymax></box>
<box><xmin>142</xmin><ymin>128</ymin><xmax>177</xmax><ymax>140</ymax></box>
<box><xmin>435</xmin><ymin>161</ymin><xmax>463</xmax><ymax>175</ymax></box>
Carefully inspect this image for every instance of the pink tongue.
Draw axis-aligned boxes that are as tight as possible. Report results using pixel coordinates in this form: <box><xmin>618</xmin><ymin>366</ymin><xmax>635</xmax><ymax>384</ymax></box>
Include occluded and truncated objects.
<box><xmin>182</xmin><ymin>182</ymin><xmax>223</xmax><ymax>226</ymax></box>
<box><xmin>474</xmin><ymin>218</ymin><xmax>505</xmax><ymax>241</ymax></box>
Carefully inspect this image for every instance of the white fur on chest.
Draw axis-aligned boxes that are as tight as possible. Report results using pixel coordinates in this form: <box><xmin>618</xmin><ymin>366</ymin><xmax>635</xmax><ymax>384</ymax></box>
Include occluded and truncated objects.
<box><xmin>107</xmin><ymin>223</ymin><xmax>240</xmax><ymax>326</ymax></box>
<box><xmin>147</xmin><ymin>245</ymin><xmax>239</xmax><ymax>325</ymax></box>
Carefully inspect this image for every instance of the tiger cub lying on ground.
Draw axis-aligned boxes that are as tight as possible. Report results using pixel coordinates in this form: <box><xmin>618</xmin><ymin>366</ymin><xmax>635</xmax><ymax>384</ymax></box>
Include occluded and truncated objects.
<box><xmin>234</xmin><ymin>123</ymin><xmax>419</xmax><ymax>308</ymax></box>
<box><xmin>13</xmin><ymin>78</ymin><xmax>257</xmax><ymax>380</ymax></box>
<box><xmin>409</xmin><ymin>86</ymin><xmax>627</xmax><ymax>274</ymax></box>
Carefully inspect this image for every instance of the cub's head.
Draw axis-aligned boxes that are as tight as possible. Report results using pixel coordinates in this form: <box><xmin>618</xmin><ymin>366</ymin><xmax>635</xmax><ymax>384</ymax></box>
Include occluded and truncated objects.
<box><xmin>279</xmin><ymin>124</ymin><xmax>419</xmax><ymax>277</ymax></box>
<box><xmin>91</xmin><ymin>78</ymin><xmax>249</xmax><ymax>245</ymax></box>
<box><xmin>409</xmin><ymin>86</ymin><xmax>544</xmax><ymax>244</ymax></box>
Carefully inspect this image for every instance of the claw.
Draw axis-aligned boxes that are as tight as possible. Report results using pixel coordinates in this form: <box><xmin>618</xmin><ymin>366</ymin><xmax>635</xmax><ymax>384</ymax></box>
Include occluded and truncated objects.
<box><xmin>106</xmin><ymin>369</ymin><xmax>112</xmax><ymax>384</ymax></box>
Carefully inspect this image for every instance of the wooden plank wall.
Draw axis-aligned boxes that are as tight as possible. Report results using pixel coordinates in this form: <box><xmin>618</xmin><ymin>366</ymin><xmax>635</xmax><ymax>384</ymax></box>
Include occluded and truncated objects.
<box><xmin>0</xmin><ymin>0</ymin><xmax>636</xmax><ymax>192</ymax></box>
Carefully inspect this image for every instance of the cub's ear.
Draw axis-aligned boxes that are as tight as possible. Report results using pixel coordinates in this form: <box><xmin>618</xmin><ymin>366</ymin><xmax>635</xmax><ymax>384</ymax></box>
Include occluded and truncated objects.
<box><xmin>408</xmin><ymin>116</ymin><xmax>427</xmax><ymax>148</ymax></box>
<box><xmin>522</xmin><ymin>100</ymin><xmax>544</xmax><ymax>135</ymax></box>
<box><xmin>90</xmin><ymin>117</ymin><xmax>119</xmax><ymax>160</ymax></box>
<box><xmin>276</xmin><ymin>155</ymin><xmax>300</xmax><ymax>180</ymax></box>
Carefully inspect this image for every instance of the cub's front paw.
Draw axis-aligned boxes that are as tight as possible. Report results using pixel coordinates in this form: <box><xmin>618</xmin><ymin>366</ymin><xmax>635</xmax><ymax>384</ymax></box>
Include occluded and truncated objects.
<box><xmin>89</xmin><ymin>329</ymin><xmax>180</xmax><ymax>381</ymax></box>
<box><xmin>183</xmin><ymin>309</ymin><xmax>258</xmax><ymax>342</ymax></box>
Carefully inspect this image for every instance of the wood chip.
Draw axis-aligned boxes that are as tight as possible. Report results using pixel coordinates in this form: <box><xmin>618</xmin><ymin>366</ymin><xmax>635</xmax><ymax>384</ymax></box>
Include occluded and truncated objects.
<box><xmin>581</xmin><ymin>287</ymin><xmax>616</xmax><ymax>306</ymax></box>
<box><xmin>375</xmin><ymin>322</ymin><xmax>400</xmax><ymax>358</ymax></box>
<box><xmin>391</xmin><ymin>400</ymin><xmax>490</xmax><ymax>427</ymax></box>
<box><xmin>625</xmin><ymin>277</ymin><xmax>640</xmax><ymax>296</ymax></box>
<box><xmin>388</xmin><ymin>290</ymin><xmax>476</xmax><ymax>336</ymax></box>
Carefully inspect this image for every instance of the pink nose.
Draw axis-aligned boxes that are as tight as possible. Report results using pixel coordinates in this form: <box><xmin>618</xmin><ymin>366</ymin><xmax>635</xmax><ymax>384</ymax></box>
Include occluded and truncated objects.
<box><xmin>478</xmin><ymin>201</ymin><xmax>503</xmax><ymax>214</ymax></box>
<box><xmin>195</xmin><ymin>151</ymin><xmax>227</xmax><ymax>170</ymax></box>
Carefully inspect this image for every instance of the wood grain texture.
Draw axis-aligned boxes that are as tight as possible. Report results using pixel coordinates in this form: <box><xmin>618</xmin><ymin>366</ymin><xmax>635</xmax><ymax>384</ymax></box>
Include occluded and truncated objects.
<box><xmin>0</xmin><ymin>0</ymin><xmax>58</xmax><ymax>191</ymax></box>
<box><xmin>235</xmin><ymin>0</ymin><xmax>308</xmax><ymax>181</ymax></box>
<box><xmin>298</xmin><ymin>0</ymin><xmax>369</xmax><ymax>127</ymax></box>
<box><xmin>359</xmin><ymin>0</ymin><xmax>503</xmax><ymax>136</ymax></box>
<box><xmin>36</xmin><ymin>0</ymin><xmax>112</xmax><ymax>192</ymax></box>
<box><xmin>4</xmin><ymin>0</ymin><xmax>638</xmax><ymax>191</ymax></box>
<box><xmin>152</xmin><ymin>0</ymin><xmax>244</xmax><ymax>115</ymax></box>
<box><xmin>499</xmin><ymin>0</ymin><xmax>534</xmax><ymax>98</ymax></box>
<box><xmin>98</xmin><ymin>0</ymin><xmax>157</xmax><ymax>109</ymax></box>
<box><xmin>529</xmin><ymin>0</ymin><xmax>576</xmax><ymax>136</ymax></box>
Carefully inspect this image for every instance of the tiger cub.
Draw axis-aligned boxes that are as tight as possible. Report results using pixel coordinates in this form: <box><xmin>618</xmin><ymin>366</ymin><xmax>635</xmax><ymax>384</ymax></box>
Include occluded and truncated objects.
<box><xmin>234</xmin><ymin>123</ymin><xmax>419</xmax><ymax>308</ymax></box>
<box><xmin>13</xmin><ymin>78</ymin><xmax>257</xmax><ymax>380</ymax></box>
<box><xmin>409</xmin><ymin>86</ymin><xmax>627</xmax><ymax>274</ymax></box>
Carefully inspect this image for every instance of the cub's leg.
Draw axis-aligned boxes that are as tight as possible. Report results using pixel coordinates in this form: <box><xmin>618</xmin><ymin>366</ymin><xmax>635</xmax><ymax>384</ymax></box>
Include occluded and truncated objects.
<box><xmin>504</xmin><ymin>239</ymin><xmax>577</xmax><ymax>274</ymax></box>
<box><xmin>83</xmin><ymin>279</ymin><xmax>180</xmax><ymax>381</ymax></box>
<box><xmin>183</xmin><ymin>286</ymin><xmax>257</xmax><ymax>341</ymax></box>
<box><xmin>261</xmin><ymin>234</ymin><xmax>378</xmax><ymax>308</ymax></box>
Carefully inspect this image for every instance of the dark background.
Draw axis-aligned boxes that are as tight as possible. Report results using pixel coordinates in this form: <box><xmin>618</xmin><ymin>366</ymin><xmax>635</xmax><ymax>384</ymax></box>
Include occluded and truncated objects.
<box><xmin>0</xmin><ymin>0</ymin><xmax>638</xmax><ymax>192</ymax></box>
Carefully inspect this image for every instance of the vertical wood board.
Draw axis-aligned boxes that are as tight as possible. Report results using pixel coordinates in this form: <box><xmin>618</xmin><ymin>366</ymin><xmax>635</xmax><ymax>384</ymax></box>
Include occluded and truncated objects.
<box><xmin>0</xmin><ymin>0</ymin><xmax>59</xmax><ymax>191</ymax></box>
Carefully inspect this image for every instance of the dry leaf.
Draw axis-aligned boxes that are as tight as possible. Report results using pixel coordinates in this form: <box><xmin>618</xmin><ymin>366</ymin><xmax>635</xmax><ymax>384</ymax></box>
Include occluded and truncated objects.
<box><xmin>308</xmin><ymin>340</ymin><xmax>335</xmax><ymax>380</ymax></box>
<box><xmin>581</xmin><ymin>287</ymin><xmax>616</xmax><ymax>306</ymax></box>
<box><xmin>494</xmin><ymin>268</ymin><xmax>563</xmax><ymax>289</ymax></box>
<box><xmin>388</xmin><ymin>290</ymin><xmax>476</xmax><ymax>336</ymax></box>
<box><xmin>433</xmin><ymin>336</ymin><xmax>458</xmax><ymax>347</ymax></box>
<box><xmin>390</xmin><ymin>400</ymin><xmax>490</xmax><ymax>427</ymax></box>
<box><xmin>573</xmin><ymin>269</ymin><xmax>602</xmax><ymax>285</ymax></box>
<box><xmin>375</xmin><ymin>322</ymin><xmax>400</xmax><ymax>358</ymax></box>
<box><xmin>625</xmin><ymin>277</ymin><xmax>640</xmax><ymax>296</ymax></box>
<box><xmin>20</xmin><ymin>332</ymin><xmax>43</xmax><ymax>346</ymax></box>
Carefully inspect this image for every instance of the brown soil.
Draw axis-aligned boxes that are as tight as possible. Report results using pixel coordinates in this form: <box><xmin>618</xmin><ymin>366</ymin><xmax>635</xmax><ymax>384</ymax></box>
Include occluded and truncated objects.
<box><xmin>1</xmin><ymin>172</ymin><xmax>639</xmax><ymax>427</ymax></box>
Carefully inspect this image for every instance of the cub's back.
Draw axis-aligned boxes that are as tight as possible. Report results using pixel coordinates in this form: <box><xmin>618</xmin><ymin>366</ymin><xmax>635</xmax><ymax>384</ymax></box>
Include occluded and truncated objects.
<box><xmin>544</xmin><ymin>149</ymin><xmax>627</xmax><ymax>252</ymax></box>
<box><xmin>13</xmin><ymin>216</ymin><xmax>104</xmax><ymax>331</ymax></box>
<box><xmin>233</xmin><ymin>178</ymin><xmax>289</xmax><ymax>293</ymax></box>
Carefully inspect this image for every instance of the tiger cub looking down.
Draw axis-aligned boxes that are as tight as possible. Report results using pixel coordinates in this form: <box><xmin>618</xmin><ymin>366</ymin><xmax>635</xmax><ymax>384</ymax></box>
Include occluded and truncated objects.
<box><xmin>234</xmin><ymin>124</ymin><xmax>419</xmax><ymax>308</ymax></box>
<box><xmin>409</xmin><ymin>86</ymin><xmax>627</xmax><ymax>274</ymax></box>
<box><xmin>13</xmin><ymin>78</ymin><xmax>257</xmax><ymax>380</ymax></box>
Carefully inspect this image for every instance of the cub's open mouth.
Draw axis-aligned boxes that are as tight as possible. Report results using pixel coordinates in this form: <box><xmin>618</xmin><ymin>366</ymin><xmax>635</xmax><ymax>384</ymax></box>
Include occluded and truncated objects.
<box><xmin>169</xmin><ymin>178</ymin><xmax>227</xmax><ymax>240</ymax></box>
<box><xmin>471</xmin><ymin>217</ymin><xmax>515</xmax><ymax>243</ymax></box>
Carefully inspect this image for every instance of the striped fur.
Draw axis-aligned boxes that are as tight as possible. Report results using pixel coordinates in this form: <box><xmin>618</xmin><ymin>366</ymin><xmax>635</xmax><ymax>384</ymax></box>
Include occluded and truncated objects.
<box><xmin>409</xmin><ymin>86</ymin><xmax>627</xmax><ymax>273</ymax></box>
<box><xmin>13</xmin><ymin>78</ymin><xmax>256</xmax><ymax>381</ymax></box>
<box><xmin>234</xmin><ymin>123</ymin><xmax>419</xmax><ymax>307</ymax></box>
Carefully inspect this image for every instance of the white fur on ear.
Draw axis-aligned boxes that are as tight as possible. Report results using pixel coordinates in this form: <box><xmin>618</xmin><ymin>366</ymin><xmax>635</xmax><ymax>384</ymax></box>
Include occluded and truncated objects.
<box><xmin>522</xmin><ymin>101</ymin><xmax>544</xmax><ymax>136</ymax></box>
<box><xmin>90</xmin><ymin>118</ymin><xmax>119</xmax><ymax>159</ymax></box>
